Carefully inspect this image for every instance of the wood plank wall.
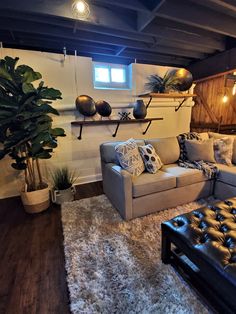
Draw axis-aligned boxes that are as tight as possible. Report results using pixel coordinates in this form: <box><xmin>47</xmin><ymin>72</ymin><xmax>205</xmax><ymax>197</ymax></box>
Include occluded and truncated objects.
<box><xmin>191</xmin><ymin>74</ymin><xmax>236</xmax><ymax>134</ymax></box>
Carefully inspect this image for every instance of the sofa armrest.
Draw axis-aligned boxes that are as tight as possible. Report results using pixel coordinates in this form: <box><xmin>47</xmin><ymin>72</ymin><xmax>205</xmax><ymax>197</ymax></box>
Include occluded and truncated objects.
<box><xmin>101</xmin><ymin>162</ymin><xmax>133</xmax><ymax>220</ymax></box>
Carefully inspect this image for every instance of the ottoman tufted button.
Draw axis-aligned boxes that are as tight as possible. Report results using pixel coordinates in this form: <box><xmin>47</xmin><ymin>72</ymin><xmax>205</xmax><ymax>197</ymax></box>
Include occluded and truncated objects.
<box><xmin>208</xmin><ymin>205</ymin><xmax>220</xmax><ymax>212</ymax></box>
<box><xmin>231</xmin><ymin>207</ymin><xmax>236</xmax><ymax>215</ymax></box>
<box><xmin>224</xmin><ymin>238</ymin><xmax>235</xmax><ymax>249</ymax></box>
<box><xmin>219</xmin><ymin>225</ymin><xmax>228</xmax><ymax>233</ymax></box>
<box><xmin>224</xmin><ymin>200</ymin><xmax>233</xmax><ymax>206</ymax></box>
<box><xmin>216</xmin><ymin>214</ymin><xmax>225</xmax><ymax>222</ymax></box>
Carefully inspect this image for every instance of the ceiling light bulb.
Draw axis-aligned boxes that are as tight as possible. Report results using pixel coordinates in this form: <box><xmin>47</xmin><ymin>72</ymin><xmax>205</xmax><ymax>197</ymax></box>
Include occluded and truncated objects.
<box><xmin>72</xmin><ymin>0</ymin><xmax>90</xmax><ymax>20</ymax></box>
<box><xmin>223</xmin><ymin>94</ymin><xmax>228</xmax><ymax>103</ymax></box>
<box><xmin>76</xmin><ymin>1</ymin><xmax>85</xmax><ymax>13</ymax></box>
<box><xmin>233</xmin><ymin>83</ymin><xmax>236</xmax><ymax>96</ymax></box>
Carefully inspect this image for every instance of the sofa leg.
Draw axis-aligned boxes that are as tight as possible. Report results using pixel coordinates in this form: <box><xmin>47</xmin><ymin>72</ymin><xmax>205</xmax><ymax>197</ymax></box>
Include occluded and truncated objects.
<box><xmin>161</xmin><ymin>228</ymin><xmax>171</xmax><ymax>264</ymax></box>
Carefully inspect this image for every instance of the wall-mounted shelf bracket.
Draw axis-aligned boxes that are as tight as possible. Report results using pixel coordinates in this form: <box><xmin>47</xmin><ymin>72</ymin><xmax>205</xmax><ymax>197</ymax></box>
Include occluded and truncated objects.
<box><xmin>71</xmin><ymin>118</ymin><xmax>163</xmax><ymax>140</ymax></box>
<box><xmin>175</xmin><ymin>98</ymin><xmax>187</xmax><ymax>112</ymax></box>
<box><xmin>146</xmin><ymin>96</ymin><xmax>153</xmax><ymax>109</ymax></box>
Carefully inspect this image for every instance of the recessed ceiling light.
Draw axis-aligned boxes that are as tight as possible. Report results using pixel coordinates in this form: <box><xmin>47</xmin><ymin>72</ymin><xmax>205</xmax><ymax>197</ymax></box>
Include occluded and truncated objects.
<box><xmin>72</xmin><ymin>0</ymin><xmax>90</xmax><ymax>20</ymax></box>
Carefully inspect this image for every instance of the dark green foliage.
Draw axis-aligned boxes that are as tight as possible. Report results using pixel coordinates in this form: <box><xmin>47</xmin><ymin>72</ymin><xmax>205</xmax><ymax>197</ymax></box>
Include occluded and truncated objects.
<box><xmin>0</xmin><ymin>56</ymin><xmax>66</xmax><ymax>191</ymax></box>
<box><xmin>51</xmin><ymin>167</ymin><xmax>78</xmax><ymax>190</ymax></box>
<box><xmin>145</xmin><ymin>69</ymin><xmax>193</xmax><ymax>93</ymax></box>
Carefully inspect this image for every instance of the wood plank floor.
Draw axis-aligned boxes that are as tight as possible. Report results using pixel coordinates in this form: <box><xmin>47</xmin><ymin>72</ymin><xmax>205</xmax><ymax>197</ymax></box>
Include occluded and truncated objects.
<box><xmin>0</xmin><ymin>181</ymin><xmax>103</xmax><ymax>314</ymax></box>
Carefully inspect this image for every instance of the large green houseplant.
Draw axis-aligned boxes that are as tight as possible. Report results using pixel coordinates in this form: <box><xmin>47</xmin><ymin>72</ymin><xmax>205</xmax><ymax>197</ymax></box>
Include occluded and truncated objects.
<box><xmin>0</xmin><ymin>56</ymin><xmax>66</xmax><ymax>213</ymax></box>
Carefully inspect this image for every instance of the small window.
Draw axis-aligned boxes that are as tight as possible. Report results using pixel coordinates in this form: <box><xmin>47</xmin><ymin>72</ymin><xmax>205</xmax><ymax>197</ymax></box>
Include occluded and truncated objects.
<box><xmin>93</xmin><ymin>62</ymin><xmax>131</xmax><ymax>90</ymax></box>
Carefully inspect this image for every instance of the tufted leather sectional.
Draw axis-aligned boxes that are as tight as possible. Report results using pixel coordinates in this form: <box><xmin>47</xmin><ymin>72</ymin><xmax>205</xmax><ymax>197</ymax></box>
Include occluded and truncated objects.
<box><xmin>162</xmin><ymin>198</ymin><xmax>236</xmax><ymax>312</ymax></box>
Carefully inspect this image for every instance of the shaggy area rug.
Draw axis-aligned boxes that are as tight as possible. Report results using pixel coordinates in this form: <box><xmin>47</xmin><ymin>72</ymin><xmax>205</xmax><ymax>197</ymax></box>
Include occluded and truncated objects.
<box><xmin>61</xmin><ymin>195</ymin><xmax>211</xmax><ymax>314</ymax></box>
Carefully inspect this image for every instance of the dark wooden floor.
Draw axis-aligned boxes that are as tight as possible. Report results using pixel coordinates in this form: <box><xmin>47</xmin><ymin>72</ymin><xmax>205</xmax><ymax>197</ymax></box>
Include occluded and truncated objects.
<box><xmin>0</xmin><ymin>181</ymin><xmax>103</xmax><ymax>314</ymax></box>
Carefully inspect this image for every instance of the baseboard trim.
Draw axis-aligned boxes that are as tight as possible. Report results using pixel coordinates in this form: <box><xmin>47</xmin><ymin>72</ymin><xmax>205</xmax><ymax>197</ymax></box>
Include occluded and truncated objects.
<box><xmin>77</xmin><ymin>174</ymin><xmax>102</xmax><ymax>185</ymax></box>
<box><xmin>0</xmin><ymin>174</ymin><xmax>103</xmax><ymax>199</ymax></box>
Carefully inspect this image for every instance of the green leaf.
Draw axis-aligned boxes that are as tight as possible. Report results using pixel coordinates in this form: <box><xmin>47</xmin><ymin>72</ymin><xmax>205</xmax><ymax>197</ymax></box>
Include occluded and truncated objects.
<box><xmin>40</xmin><ymin>87</ymin><xmax>62</xmax><ymax>100</ymax></box>
<box><xmin>36</xmin><ymin>151</ymin><xmax>51</xmax><ymax>159</ymax></box>
<box><xmin>11</xmin><ymin>162</ymin><xmax>27</xmax><ymax>170</ymax></box>
<box><xmin>0</xmin><ymin>66</ymin><xmax>13</xmax><ymax>81</ymax></box>
<box><xmin>31</xmin><ymin>143</ymin><xmax>43</xmax><ymax>155</ymax></box>
<box><xmin>5</xmin><ymin>57</ymin><xmax>19</xmax><ymax>71</ymax></box>
<box><xmin>22</xmin><ymin>82</ymin><xmax>35</xmax><ymax>94</ymax></box>
<box><xmin>50</xmin><ymin>128</ymin><xmax>66</xmax><ymax>137</ymax></box>
<box><xmin>39</xmin><ymin>103</ymin><xmax>59</xmax><ymax>115</ymax></box>
<box><xmin>16</xmin><ymin>65</ymin><xmax>42</xmax><ymax>83</ymax></box>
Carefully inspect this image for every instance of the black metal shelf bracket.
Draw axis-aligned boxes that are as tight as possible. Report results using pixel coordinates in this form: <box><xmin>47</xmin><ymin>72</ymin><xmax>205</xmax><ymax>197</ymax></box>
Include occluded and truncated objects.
<box><xmin>175</xmin><ymin>98</ymin><xmax>187</xmax><ymax>112</ymax></box>
<box><xmin>112</xmin><ymin>122</ymin><xmax>120</xmax><ymax>137</ymax></box>
<box><xmin>146</xmin><ymin>96</ymin><xmax>153</xmax><ymax>109</ymax></box>
<box><xmin>78</xmin><ymin>124</ymin><xmax>83</xmax><ymax>140</ymax></box>
<box><xmin>143</xmin><ymin>121</ymin><xmax>152</xmax><ymax>135</ymax></box>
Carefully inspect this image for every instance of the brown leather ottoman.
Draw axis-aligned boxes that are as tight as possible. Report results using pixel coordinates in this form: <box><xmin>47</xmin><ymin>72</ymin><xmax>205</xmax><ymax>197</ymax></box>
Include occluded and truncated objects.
<box><xmin>161</xmin><ymin>198</ymin><xmax>236</xmax><ymax>313</ymax></box>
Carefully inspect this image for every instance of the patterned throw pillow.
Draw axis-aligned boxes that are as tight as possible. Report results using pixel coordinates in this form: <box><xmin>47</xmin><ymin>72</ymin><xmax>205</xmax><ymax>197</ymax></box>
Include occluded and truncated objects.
<box><xmin>139</xmin><ymin>144</ymin><xmax>163</xmax><ymax>173</ymax></box>
<box><xmin>115</xmin><ymin>139</ymin><xmax>145</xmax><ymax>176</ymax></box>
<box><xmin>214</xmin><ymin>137</ymin><xmax>234</xmax><ymax>166</ymax></box>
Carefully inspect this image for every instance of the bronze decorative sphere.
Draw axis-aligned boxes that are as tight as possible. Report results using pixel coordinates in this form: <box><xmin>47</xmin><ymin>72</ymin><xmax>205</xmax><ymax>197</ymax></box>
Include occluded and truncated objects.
<box><xmin>168</xmin><ymin>68</ymin><xmax>193</xmax><ymax>91</ymax></box>
<box><xmin>95</xmin><ymin>100</ymin><xmax>112</xmax><ymax>117</ymax></box>
<box><xmin>75</xmin><ymin>95</ymin><xmax>96</xmax><ymax>116</ymax></box>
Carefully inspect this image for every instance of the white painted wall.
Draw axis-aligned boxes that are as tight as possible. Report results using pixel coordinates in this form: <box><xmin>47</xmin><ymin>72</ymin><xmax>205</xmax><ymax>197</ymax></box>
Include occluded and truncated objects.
<box><xmin>0</xmin><ymin>48</ymin><xmax>193</xmax><ymax>198</ymax></box>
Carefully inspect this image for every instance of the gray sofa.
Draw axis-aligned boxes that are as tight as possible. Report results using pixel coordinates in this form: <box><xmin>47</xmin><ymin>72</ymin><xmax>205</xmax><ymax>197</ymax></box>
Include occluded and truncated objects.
<box><xmin>100</xmin><ymin>132</ymin><xmax>236</xmax><ymax>220</ymax></box>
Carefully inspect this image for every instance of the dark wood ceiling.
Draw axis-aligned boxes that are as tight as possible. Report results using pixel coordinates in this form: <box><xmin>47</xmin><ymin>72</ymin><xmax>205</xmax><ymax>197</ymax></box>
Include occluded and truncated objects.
<box><xmin>0</xmin><ymin>0</ymin><xmax>236</xmax><ymax>68</ymax></box>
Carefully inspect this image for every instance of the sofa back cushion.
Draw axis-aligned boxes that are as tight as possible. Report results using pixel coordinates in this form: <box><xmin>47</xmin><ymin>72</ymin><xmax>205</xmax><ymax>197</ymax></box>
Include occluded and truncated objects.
<box><xmin>145</xmin><ymin>137</ymin><xmax>180</xmax><ymax>165</ymax></box>
<box><xmin>185</xmin><ymin>138</ymin><xmax>215</xmax><ymax>162</ymax></box>
<box><xmin>209</xmin><ymin>132</ymin><xmax>236</xmax><ymax>164</ymax></box>
<box><xmin>100</xmin><ymin>139</ymin><xmax>145</xmax><ymax>164</ymax></box>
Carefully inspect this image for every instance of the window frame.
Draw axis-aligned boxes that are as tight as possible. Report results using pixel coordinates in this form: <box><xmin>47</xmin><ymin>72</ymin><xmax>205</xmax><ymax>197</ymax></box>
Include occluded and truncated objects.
<box><xmin>93</xmin><ymin>62</ymin><xmax>131</xmax><ymax>90</ymax></box>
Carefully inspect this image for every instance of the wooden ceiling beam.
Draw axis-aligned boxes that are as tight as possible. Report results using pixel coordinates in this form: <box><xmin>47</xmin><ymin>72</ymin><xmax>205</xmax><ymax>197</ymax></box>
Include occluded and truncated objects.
<box><xmin>189</xmin><ymin>0</ymin><xmax>236</xmax><ymax>16</ymax></box>
<box><xmin>137</xmin><ymin>0</ymin><xmax>166</xmax><ymax>31</ymax></box>
<box><xmin>89</xmin><ymin>0</ymin><xmax>150</xmax><ymax>12</ymax></box>
<box><xmin>0</xmin><ymin>19</ymin><xmax>202</xmax><ymax>59</ymax></box>
<box><xmin>156</xmin><ymin>0</ymin><xmax>236</xmax><ymax>38</ymax></box>
<box><xmin>188</xmin><ymin>47</ymin><xmax>236</xmax><ymax>80</ymax></box>
<box><xmin>3</xmin><ymin>37</ymin><xmax>188</xmax><ymax>66</ymax></box>
<box><xmin>0</xmin><ymin>9</ymin><xmax>225</xmax><ymax>54</ymax></box>
<box><xmin>144</xmin><ymin>23</ymin><xmax>225</xmax><ymax>51</ymax></box>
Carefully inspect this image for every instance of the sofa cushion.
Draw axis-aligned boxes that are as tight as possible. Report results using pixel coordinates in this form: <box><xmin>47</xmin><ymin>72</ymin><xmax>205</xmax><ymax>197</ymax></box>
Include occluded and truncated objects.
<box><xmin>138</xmin><ymin>144</ymin><xmax>163</xmax><ymax>173</ymax></box>
<box><xmin>132</xmin><ymin>171</ymin><xmax>176</xmax><ymax>197</ymax></box>
<box><xmin>161</xmin><ymin>164</ymin><xmax>208</xmax><ymax>187</ymax></box>
<box><xmin>199</xmin><ymin>132</ymin><xmax>209</xmax><ymax>141</ymax></box>
<box><xmin>216</xmin><ymin>163</ymin><xmax>236</xmax><ymax>186</ymax></box>
<box><xmin>185</xmin><ymin>138</ymin><xmax>215</xmax><ymax>162</ymax></box>
<box><xmin>145</xmin><ymin>137</ymin><xmax>180</xmax><ymax>165</ymax></box>
<box><xmin>100</xmin><ymin>139</ymin><xmax>145</xmax><ymax>164</ymax></box>
<box><xmin>209</xmin><ymin>132</ymin><xmax>236</xmax><ymax>164</ymax></box>
<box><xmin>214</xmin><ymin>137</ymin><xmax>234</xmax><ymax>166</ymax></box>
<box><xmin>115</xmin><ymin>139</ymin><xmax>145</xmax><ymax>176</ymax></box>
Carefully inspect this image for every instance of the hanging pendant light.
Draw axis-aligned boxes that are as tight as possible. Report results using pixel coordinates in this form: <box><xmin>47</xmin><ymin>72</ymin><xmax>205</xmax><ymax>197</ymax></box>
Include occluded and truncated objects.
<box><xmin>72</xmin><ymin>0</ymin><xmax>90</xmax><ymax>20</ymax></box>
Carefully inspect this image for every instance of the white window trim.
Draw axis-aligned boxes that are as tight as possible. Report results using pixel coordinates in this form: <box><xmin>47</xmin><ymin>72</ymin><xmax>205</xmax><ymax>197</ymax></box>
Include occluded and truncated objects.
<box><xmin>93</xmin><ymin>62</ymin><xmax>131</xmax><ymax>90</ymax></box>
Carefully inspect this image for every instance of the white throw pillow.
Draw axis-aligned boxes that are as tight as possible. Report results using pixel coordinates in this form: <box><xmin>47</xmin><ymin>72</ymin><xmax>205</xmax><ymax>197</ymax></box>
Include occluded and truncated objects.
<box><xmin>139</xmin><ymin>144</ymin><xmax>163</xmax><ymax>174</ymax></box>
<box><xmin>115</xmin><ymin>139</ymin><xmax>145</xmax><ymax>176</ymax></box>
<box><xmin>214</xmin><ymin>137</ymin><xmax>234</xmax><ymax>166</ymax></box>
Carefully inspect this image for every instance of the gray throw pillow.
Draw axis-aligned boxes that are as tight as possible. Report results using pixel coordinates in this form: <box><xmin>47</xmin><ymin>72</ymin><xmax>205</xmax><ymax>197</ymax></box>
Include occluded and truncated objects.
<box><xmin>185</xmin><ymin>139</ymin><xmax>215</xmax><ymax>163</ymax></box>
<box><xmin>138</xmin><ymin>144</ymin><xmax>163</xmax><ymax>174</ymax></box>
<box><xmin>115</xmin><ymin>138</ymin><xmax>145</xmax><ymax>176</ymax></box>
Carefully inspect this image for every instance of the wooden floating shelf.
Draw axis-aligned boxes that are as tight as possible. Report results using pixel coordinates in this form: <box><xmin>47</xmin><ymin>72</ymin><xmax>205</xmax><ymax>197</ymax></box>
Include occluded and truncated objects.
<box><xmin>137</xmin><ymin>93</ymin><xmax>196</xmax><ymax>112</ymax></box>
<box><xmin>71</xmin><ymin>118</ymin><xmax>163</xmax><ymax>140</ymax></box>
<box><xmin>138</xmin><ymin>93</ymin><xmax>196</xmax><ymax>98</ymax></box>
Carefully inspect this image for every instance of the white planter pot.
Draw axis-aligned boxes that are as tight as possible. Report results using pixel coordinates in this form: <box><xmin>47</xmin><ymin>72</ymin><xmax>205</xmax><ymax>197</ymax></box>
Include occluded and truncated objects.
<box><xmin>20</xmin><ymin>184</ymin><xmax>50</xmax><ymax>214</ymax></box>
<box><xmin>51</xmin><ymin>186</ymin><xmax>76</xmax><ymax>205</ymax></box>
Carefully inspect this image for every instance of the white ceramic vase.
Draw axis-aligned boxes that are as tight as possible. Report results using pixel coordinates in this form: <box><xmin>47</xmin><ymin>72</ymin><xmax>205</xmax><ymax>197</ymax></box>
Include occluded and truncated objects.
<box><xmin>51</xmin><ymin>186</ymin><xmax>76</xmax><ymax>205</ymax></box>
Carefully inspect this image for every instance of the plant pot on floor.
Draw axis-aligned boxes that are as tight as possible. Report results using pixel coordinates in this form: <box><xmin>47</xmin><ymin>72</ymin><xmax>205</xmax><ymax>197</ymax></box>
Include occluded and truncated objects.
<box><xmin>20</xmin><ymin>183</ymin><xmax>50</xmax><ymax>214</ymax></box>
<box><xmin>51</xmin><ymin>186</ymin><xmax>76</xmax><ymax>205</ymax></box>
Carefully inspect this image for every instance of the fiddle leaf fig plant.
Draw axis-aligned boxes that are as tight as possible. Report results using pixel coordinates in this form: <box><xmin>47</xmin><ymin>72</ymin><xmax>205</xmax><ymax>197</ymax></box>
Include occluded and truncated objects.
<box><xmin>0</xmin><ymin>56</ymin><xmax>66</xmax><ymax>192</ymax></box>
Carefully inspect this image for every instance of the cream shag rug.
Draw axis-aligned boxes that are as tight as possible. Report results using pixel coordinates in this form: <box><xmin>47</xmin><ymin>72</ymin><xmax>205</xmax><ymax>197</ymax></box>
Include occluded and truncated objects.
<box><xmin>61</xmin><ymin>195</ymin><xmax>211</xmax><ymax>314</ymax></box>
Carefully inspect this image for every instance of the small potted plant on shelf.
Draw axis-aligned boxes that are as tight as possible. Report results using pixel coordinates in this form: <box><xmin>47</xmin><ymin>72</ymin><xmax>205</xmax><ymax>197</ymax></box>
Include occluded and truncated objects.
<box><xmin>0</xmin><ymin>56</ymin><xmax>66</xmax><ymax>213</ymax></box>
<box><xmin>50</xmin><ymin>166</ymin><xmax>78</xmax><ymax>205</ymax></box>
